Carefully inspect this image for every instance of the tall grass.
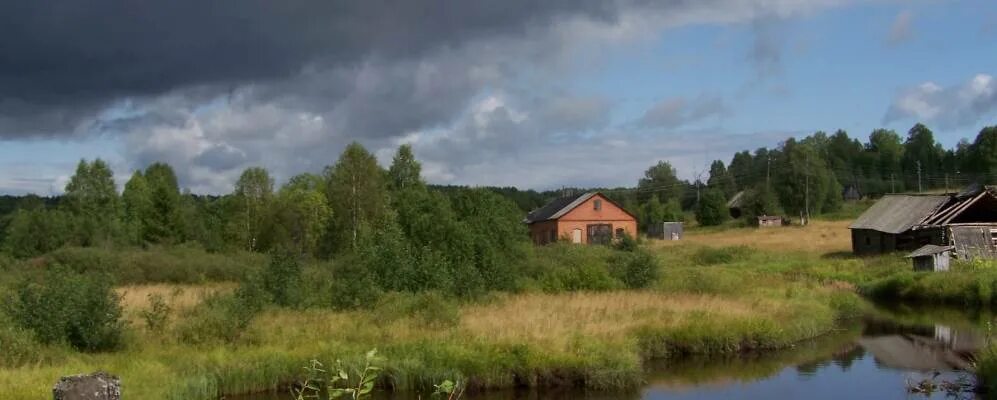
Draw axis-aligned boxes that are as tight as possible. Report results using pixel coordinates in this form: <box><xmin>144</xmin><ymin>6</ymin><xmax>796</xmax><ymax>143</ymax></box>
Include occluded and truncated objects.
<box><xmin>0</xmin><ymin>220</ymin><xmax>913</xmax><ymax>399</ymax></box>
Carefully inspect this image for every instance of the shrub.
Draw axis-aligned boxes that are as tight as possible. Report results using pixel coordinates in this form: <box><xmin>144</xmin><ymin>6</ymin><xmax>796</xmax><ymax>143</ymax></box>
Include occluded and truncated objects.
<box><xmin>329</xmin><ymin>256</ymin><xmax>383</xmax><ymax>310</ymax></box>
<box><xmin>528</xmin><ymin>243</ymin><xmax>622</xmax><ymax>292</ymax></box>
<box><xmin>609</xmin><ymin>250</ymin><xmax>660</xmax><ymax>289</ymax></box>
<box><xmin>175</xmin><ymin>292</ymin><xmax>260</xmax><ymax>345</ymax></box>
<box><xmin>372</xmin><ymin>291</ymin><xmax>460</xmax><ymax>328</ymax></box>
<box><xmin>0</xmin><ymin>314</ymin><xmax>47</xmax><ymax>367</ymax></box>
<box><xmin>613</xmin><ymin>233</ymin><xmax>639</xmax><ymax>252</ymax></box>
<box><xmin>692</xmin><ymin>246</ymin><xmax>754</xmax><ymax>266</ymax></box>
<box><xmin>260</xmin><ymin>251</ymin><xmax>303</xmax><ymax>307</ymax></box>
<box><xmin>5</xmin><ymin>265</ymin><xmax>124</xmax><ymax>351</ymax></box>
<box><xmin>43</xmin><ymin>245</ymin><xmax>258</xmax><ymax>284</ymax></box>
<box><xmin>140</xmin><ymin>293</ymin><xmax>172</xmax><ymax>333</ymax></box>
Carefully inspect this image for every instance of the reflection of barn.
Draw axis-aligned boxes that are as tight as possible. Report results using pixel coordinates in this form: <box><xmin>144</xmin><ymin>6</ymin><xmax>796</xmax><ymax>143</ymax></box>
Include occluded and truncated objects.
<box><xmin>850</xmin><ymin>185</ymin><xmax>997</xmax><ymax>258</ymax></box>
<box><xmin>859</xmin><ymin>319</ymin><xmax>980</xmax><ymax>371</ymax></box>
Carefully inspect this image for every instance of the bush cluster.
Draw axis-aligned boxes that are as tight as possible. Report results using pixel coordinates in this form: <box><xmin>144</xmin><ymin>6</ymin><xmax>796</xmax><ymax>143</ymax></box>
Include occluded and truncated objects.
<box><xmin>43</xmin><ymin>246</ymin><xmax>259</xmax><ymax>284</ymax></box>
<box><xmin>4</xmin><ymin>265</ymin><xmax>124</xmax><ymax>352</ymax></box>
<box><xmin>174</xmin><ymin>280</ymin><xmax>266</xmax><ymax>345</ymax></box>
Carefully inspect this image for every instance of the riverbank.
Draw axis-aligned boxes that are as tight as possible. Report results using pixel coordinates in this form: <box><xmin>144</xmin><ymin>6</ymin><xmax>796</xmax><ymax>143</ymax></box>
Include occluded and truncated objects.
<box><xmin>0</xmin><ymin>221</ymin><xmax>928</xmax><ymax>400</ymax></box>
<box><xmin>0</xmin><ymin>283</ymin><xmax>866</xmax><ymax>399</ymax></box>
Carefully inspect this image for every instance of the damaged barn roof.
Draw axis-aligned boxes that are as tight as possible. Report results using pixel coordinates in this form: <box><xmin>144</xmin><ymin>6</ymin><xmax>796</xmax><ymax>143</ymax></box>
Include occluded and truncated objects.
<box><xmin>849</xmin><ymin>194</ymin><xmax>950</xmax><ymax>234</ymax></box>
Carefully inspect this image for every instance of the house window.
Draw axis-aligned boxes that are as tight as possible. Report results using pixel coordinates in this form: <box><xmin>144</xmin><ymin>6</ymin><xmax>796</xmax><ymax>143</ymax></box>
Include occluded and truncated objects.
<box><xmin>615</xmin><ymin>228</ymin><xmax>625</xmax><ymax>238</ymax></box>
<box><xmin>594</xmin><ymin>199</ymin><xmax>602</xmax><ymax>211</ymax></box>
<box><xmin>865</xmin><ymin>236</ymin><xmax>871</xmax><ymax>246</ymax></box>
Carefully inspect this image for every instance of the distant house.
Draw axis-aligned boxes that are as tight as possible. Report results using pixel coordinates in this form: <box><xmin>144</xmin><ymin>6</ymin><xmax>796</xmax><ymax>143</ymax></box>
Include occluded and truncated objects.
<box><xmin>850</xmin><ymin>185</ymin><xmax>997</xmax><ymax>256</ymax></box>
<box><xmin>757</xmin><ymin>215</ymin><xmax>783</xmax><ymax>227</ymax></box>
<box><xmin>524</xmin><ymin>192</ymin><xmax>637</xmax><ymax>245</ymax></box>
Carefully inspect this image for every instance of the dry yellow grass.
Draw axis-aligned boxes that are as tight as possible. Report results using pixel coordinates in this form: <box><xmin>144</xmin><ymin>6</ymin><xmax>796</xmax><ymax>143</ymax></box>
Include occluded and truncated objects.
<box><xmin>115</xmin><ymin>283</ymin><xmax>233</xmax><ymax>324</ymax></box>
<box><xmin>460</xmin><ymin>292</ymin><xmax>756</xmax><ymax>347</ymax></box>
<box><xmin>652</xmin><ymin>220</ymin><xmax>852</xmax><ymax>255</ymax></box>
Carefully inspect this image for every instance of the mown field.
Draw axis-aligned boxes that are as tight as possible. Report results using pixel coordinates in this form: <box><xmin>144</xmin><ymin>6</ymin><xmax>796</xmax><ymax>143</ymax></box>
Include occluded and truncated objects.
<box><xmin>8</xmin><ymin>217</ymin><xmax>996</xmax><ymax>399</ymax></box>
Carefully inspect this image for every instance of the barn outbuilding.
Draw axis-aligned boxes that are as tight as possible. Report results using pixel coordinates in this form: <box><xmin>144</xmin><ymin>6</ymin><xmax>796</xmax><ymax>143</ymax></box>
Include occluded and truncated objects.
<box><xmin>906</xmin><ymin>244</ymin><xmax>953</xmax><ymax>272</ymax></box>
<box><xmin>524</xmin><ymin>192</ymin><xmax>637</xmax><ymax>245</ymax></box>
<box><xmin>727</xmin><ymin>190</ymin><xmax>746</xmax><ymax>219</ymax></box>
<box><xmin>850</xmin><ymin>185</ymin><xmax>997</xmax><ymax>257</ymax></box>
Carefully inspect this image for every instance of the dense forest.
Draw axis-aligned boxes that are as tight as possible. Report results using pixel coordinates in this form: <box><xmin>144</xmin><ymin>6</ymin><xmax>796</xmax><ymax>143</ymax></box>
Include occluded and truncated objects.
<box><xmin>0</xmin><ymin>123</ymin><xmax>995</xmax><ymax>251</ymax></box>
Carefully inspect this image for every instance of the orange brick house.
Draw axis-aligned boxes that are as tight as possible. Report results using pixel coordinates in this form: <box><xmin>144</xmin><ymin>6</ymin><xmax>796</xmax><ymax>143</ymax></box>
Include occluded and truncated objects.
<box><xmin>524</xmin><ymin>192</ymin><xmax>638</xmax><ymax>245</ymax></box>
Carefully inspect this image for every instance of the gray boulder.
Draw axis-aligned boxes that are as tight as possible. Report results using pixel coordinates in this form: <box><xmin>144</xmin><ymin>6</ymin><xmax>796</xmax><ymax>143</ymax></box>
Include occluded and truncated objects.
<box><xmin>53</xmin><ymin>372</ymin><xmax>121</xmax><ymax>400</ymax></box>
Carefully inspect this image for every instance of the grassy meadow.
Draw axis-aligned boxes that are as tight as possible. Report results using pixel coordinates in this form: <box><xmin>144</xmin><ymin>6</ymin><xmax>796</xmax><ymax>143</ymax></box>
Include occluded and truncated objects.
<box><xmin>0</xmin><ymin>216</ymin><xmax>962</xmax><ymax>400</ymax></box>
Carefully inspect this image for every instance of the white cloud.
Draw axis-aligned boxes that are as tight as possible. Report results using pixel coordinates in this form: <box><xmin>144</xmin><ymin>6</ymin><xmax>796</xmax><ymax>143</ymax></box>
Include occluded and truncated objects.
<box><xmin>637</xmin><ymin>96</ymin><xmax>730</xmax><ymax>128</ymax></box>
<box><xmin>11</xmin><ymin>0</ymin><xmax>868</xmax><ymax>194</ymax></box>
<box><xmin>884</xmin><ymin>73</ymin><xmax>997</xmax><ymax>129</ymax></box>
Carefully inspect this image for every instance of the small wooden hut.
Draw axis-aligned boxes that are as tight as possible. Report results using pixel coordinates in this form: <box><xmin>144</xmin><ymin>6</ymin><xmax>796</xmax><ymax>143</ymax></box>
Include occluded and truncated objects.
<box><xmin>756</xmin><ymin>215</ymin><xmax>783</xmax><ymax>227</ymax></box>
<box><xmin>906</xmin><ymin>244</ymin><xmax>953</xmax><ymax>272</ymax></box>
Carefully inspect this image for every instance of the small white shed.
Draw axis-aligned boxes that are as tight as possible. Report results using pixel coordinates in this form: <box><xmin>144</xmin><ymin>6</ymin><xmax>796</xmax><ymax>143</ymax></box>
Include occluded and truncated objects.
<box><xmin>906</xmin><ymin>245</ymin><xmax>954</xmax><ymax>272</ymax></box>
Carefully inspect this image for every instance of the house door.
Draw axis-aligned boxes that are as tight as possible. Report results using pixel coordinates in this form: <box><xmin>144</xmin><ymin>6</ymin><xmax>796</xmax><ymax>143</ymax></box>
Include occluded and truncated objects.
<box><xmin>587</xmin><ymin>224</ymin><xmax>612</xmax><ymax>245</ymax></box>
<box><xmin>572</xmin><ymin>229</ymin><xmax>582</xmax><ymax>244</ymax></box>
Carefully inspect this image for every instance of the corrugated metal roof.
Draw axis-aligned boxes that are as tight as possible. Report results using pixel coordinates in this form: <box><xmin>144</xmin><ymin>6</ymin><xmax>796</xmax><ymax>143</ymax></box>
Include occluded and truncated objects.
<box><xmin>849</xmin><ymin>195</ymin><xmax>950</xmax><ymax>234</ymax></box>
<box><xmin>906</xmin><ymin>244</ymin><xmax>953</xmax><ymax>258</ymax></box>
<box><xmin>523</xmin><ymin>192</ymin><xmax>594</xmax><ymax>224</ymax></box>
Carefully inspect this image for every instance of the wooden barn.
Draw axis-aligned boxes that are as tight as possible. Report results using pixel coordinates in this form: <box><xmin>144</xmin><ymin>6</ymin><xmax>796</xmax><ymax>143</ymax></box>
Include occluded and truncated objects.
<box><xmin>850</xmin><ymin>185</ymin><xmax>997</xmax><ymax>257</ymax></box>
<box><xmin>524</xmin><ymin>192</ymin><xmax>637</xmax><ymax>245</ymax></box>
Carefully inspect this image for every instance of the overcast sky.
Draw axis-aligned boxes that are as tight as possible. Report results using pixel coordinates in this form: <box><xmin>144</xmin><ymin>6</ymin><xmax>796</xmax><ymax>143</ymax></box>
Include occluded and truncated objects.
<box><xmin>1</xmin><ymin>0</ymin><xmax>995</xmax><ymax>195</ymax></box>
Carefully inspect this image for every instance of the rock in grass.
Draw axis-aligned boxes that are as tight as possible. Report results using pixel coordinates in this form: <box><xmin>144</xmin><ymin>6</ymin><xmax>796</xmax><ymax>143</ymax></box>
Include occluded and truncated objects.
<box><xmin>53</xmin><ymin>372</ymin><xmax>121</xmax><ymax>400</ymax></box>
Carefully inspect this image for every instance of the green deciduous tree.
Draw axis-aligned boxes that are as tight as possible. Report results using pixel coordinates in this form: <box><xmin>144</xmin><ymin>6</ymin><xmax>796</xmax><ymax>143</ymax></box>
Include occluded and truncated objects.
<box><xmin>1</xmin><ymin>209</ymin><xmax>71</xmax><ymax>258</ymax></box>
<box><xmin>695</xmin><ymin>188</ymin><xmax>728</xmax><ymax>226</ymax></box>
<box><xmin>63</xmin><ymin>159</ymin><xmax>121</xmax><ymax>246</ymax></box>
<box><xmin>638</xmin><ymin>161</ymin><xmax>684</xmax><ymax>203</ymax></box>
<box><xmin>273</xmin><ymin>173</ymin><xmax>332</xmax><ymax>255</ymax></box>
<box><xmin>231</xmin><ymin>167</ymin><xmax>274</xmax><ymax>251</ymax></box>
<box><xmin>388</xmin><ymin>144</ymin><xmax>423</xmax><ymax>191</ymax></box>
<box><xmin>121</xmin><ymin>171</ymin><xmax>153</xmax><ymax>245</ymax></box>
<box><xmin>325</xmin><ymin>143</ymin><xmax>390</xmax><ymax>251</ymax></box>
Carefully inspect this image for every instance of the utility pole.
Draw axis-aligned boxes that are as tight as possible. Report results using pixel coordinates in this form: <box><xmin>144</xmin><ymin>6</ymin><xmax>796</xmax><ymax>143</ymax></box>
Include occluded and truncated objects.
<box><xmin>916</xmin><ymin>160</ymin><xmax>922</xmax><ymax>193</ymax></box>
<box><xmin>766</xmin><ymin>155</ymin><xmax>771</xmax><ymax>191</ymax></box>
<box><xmin>804</xmin><ymin>152</ymin><xmax>810</xmax><ymax>226</ymax></box>
<box><xmin>945</xmin><ymin>173</ymin><xmax>950</xmax><ymax>194</ymax></box>
<box><xmin>890</xmin><ymin>173</ymin><xmax>896</xmax><ymax>193</ymax></box>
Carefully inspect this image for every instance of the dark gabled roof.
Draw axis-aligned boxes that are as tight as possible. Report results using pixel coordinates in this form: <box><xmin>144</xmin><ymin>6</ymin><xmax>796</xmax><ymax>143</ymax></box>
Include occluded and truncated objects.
<box><xmin>906</xmin><ymin>244</ymin><xmax>954</xmax><ymax>258</ymax></box>
<box><xmin>849</xmin><ymin>194</ymin><xmax>950</xmax><ymax>234</ymax></box>
<box><xmin>726</xmin><ymin>190</ymin><xmax>747</xmax><ymax>209</ymax></box>
<box><xmin>523</xmin><ymin>192</ymin><xmax>636</xmax><ymax>224</ymax></box>
<box><xmin>524</xmin><ymin>192</ymin><xmax>592</xmax><ymax>224</ymax></box>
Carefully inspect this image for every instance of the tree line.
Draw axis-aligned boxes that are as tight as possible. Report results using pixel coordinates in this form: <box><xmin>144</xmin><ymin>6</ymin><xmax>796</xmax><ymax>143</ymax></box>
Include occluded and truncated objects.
<box><xmin>1</xmin><ymin>122</ymin><xmax>994</xmax><ymax>246</ymax></box>
<box><xmin>613</xmin><ymin>123</ymin><xmax>997</xmax><ymax>228</ymax></box>
<box><xmin>0</xmin><ymin>144</ymin><xmax>533</xmax><ymax>299</ymax></box>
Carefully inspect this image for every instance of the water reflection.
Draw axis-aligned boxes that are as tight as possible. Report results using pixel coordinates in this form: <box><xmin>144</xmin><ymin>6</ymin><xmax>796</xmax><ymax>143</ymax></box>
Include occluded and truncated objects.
<box><xmin>226</xmin><ymin>306</ymin><xmax>985</xmax><ymax>400</ymax></box>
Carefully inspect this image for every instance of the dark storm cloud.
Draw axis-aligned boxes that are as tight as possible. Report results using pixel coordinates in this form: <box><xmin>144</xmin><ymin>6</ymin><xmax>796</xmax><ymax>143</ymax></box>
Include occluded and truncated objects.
<box><xmin>0</xmin><ymin>0</ymin><xmax>621</xmax><ymax>137</ymax></box>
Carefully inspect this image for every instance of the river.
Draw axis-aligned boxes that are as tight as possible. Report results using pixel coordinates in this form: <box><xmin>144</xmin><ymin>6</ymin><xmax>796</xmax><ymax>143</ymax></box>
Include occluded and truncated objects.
<box><xmin>230</xmin><ymin>304</ymin><xmax>988</xmax><ymax>400</ymax></box>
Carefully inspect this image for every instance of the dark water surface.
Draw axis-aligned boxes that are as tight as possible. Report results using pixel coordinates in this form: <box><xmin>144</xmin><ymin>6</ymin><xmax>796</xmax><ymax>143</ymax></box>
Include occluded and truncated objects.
<box><xmin>229</xmin><ymin>305</ymin><xmax>987</xmax><ymax>400</ymax></box>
